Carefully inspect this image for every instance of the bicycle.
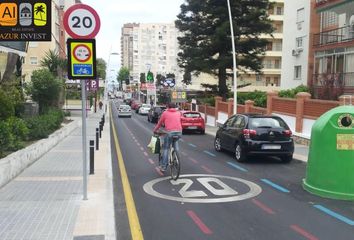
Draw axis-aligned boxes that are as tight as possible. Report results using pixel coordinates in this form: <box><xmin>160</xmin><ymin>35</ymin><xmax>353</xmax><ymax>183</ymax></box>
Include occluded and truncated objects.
<box><xmin>155</xmin><ymin>132</ymin><xmax>181</xmax><ymax>180</ymax></box>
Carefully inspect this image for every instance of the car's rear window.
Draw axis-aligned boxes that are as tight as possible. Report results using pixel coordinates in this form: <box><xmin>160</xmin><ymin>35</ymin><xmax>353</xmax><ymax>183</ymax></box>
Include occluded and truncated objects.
<box><xmin>142</xmin><ymin>104</ymin><xmax>150</xmax><ymax>108</ymax></box>
<box><xmin>120</xmin><ymin>105</ymin><xmax>130</xmax><ymax>110</ymax></box>
<box><xmin>249</xmin><ymin>117</ymin><xmax>287</xmax><ymax>128</ymax></box>
<box><xmin>184</xmin><ymin>112</ymin><xmax>201</xmax><ymax>118</ymax></box>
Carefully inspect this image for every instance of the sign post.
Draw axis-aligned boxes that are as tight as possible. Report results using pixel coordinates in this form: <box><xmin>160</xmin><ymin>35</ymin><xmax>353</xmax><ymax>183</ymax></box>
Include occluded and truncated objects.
<box><xmin>64</xmin><ymin>3</ymin><xmax>100</xmax><ymax>200</ymax></box>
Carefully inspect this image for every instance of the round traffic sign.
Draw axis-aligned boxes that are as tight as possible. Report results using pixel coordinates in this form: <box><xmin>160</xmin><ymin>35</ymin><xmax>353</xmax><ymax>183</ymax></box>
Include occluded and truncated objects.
<box><xmin>73</xmin><ymin>44</ymin><xmax>91</xmax><ymax>62</ymax></box>
<box><xmin>63</xmin><ymin>4</ymin><xmax>101</xmax><ymax>39</ymax></box>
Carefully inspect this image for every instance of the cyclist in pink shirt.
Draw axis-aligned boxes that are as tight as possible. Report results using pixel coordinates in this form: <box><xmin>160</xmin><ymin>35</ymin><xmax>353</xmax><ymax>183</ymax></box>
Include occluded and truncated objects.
<box><xmin>153</xmin><ymin>102</ymin><xmax>182</xmax><ymax>171</ymax></box>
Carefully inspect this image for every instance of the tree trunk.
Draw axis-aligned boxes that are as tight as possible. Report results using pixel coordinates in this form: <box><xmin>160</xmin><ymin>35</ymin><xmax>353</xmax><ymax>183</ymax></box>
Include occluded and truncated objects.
<box><xmin>1</xmin><ymin>52</ymin><xmax>19</xmax><ymax>84</ymax></box>
<box><xmin>218</xmin><ymin>67</ymin><xmax>228</xmax><ymax>100</ymax></box>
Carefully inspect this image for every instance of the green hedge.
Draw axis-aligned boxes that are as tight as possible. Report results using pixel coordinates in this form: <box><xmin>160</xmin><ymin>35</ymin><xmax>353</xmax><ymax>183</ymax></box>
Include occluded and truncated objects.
<box><xmin>25</xmin><ymin>109</ymin><xmax>64</xmax><ymax>140</ymax></box>
<box><xmin>0</xmin><ymin>117</ymin><xmax>29</xmax><ymax>157</ymax></box>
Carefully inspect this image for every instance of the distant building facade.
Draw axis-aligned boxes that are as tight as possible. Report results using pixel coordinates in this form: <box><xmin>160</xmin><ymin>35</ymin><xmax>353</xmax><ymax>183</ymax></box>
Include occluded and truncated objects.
<box><xmin>239</xmin><ymin>0</ymin><xmax>284</xmax><ymax>88</ymax></box>
<box><xmin>309</xmin><ymin>0</ymin><xmax>354</xmax><ymax>99</ymax></box>
<box><xmin>281</xmin><ymin>0</ymin><xmax>311</xmax><ymax>89</ymax></box>
<box><xmin>121</xmin><ymin>23</ymin><xmax>182</xmax><ymax>86</ymax></box>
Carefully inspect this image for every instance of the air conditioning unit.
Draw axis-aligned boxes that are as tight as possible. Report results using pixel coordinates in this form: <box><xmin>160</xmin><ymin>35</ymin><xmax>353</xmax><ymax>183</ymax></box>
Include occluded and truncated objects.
<box><xmin>297</xmin><ymin>22</ymin><xmax>302</xmax><ymax>30</ymax></box>
<box><xmin>292</xmin><ymin>49</ymin><xmax>300</xmax><ymax>56</ymax></box>
<box><xmin>292</xmin><ymin>48</ymin><xmax>303</xmax><ymax>56</ymax></box>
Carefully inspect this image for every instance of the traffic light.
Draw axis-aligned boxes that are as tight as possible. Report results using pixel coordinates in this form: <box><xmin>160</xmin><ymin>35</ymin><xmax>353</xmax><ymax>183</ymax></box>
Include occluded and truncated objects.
<box><xmin>146</xmin><ymin>71</ymin><xmax>154</xmax><ymax>82</ymax></box>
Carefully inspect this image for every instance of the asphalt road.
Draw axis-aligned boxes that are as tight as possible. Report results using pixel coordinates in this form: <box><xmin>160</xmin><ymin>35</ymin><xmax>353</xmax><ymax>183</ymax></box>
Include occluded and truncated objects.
<box><xmin>110</xmin><ymin>100</ymin><xmax>354</xmax><ymax>240</ymax></box>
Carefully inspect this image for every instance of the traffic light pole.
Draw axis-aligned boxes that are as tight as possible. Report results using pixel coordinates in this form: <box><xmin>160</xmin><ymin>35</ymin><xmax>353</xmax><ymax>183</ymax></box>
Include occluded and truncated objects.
<box><xmin>138</xmin><ymin>80</ymin><xmax>140</xmax><ymax>102</ymax></box>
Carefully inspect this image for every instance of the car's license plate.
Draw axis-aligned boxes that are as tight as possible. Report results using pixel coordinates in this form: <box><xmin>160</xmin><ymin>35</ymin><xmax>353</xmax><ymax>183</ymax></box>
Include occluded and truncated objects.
<box><xmin>188</xmin><ymin>126</ymin><xmax>197</xmax><ymax>129</ymax></box>
<box><xmin>262</xmin><ymin>144</ymin><xmax>281</xmax><ymax>150</ymax></box>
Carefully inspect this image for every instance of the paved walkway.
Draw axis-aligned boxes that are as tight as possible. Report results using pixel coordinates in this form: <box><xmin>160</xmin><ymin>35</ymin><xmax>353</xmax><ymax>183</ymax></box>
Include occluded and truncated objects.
<box><xmin>0</xmin><ymin>109</ymin><xmax>115</xmax><ymax>240</ymax></box>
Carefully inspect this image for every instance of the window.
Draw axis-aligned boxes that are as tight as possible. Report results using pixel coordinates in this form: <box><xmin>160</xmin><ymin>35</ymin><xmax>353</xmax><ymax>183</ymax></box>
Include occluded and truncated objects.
<box><xmin>296</xmin><ymin>37</ymin><xmax>303</xmax><ymax>48</ymax></box>
<box><xmin>275</xmin><ymin>60</ymin><xmax>281</xmax><ymax>69</ymax></box>
<box><xmin>225</xmin><ymin>116</ymin><xmax>237</xmax><ymax>127</ymax></box>
<box><xmin>297</xmin><ymin>8</ymin><xmax>304</xmax><ymax>23</ymax></box>
<box><xmin>28</xmin><ymin>42</ymin><xmax>38</xmax><ymax>48</ymax></box>
<box><xmin>30</xmin><ymin>57</ymin><xmax>38</xmax><ymax>65</ymax></box>
<box><xmin>294</xmin><ymin>66</ymin><xmax>302</xmax><ymax>79</ymax></box>
<box><xmin>322</xmin><ymin>11</ymin><xmax>338</xmax><ymax>28</ymax></box>
<box><xmin>234</xmin><ymin>116</ymin><xmax>246</xmax><ymax>128</ymax></box>
<box><xmin>268</xmin><ymin>8</ymin><xmax>274</xmax><ymax>15</ymax></box>
<box><xmin>266</xmin><ymin>42</ymin><xmax>273</xmax><ymax>51</ymax></box>
<box><xmin>276</xmin><ymin>7</ymin><xmax>283</xmax><ymax>15</ymax></box>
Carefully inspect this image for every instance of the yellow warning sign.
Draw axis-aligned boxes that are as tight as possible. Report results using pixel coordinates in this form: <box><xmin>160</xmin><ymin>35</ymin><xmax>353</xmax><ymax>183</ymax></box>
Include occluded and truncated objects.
<box><xmin>67</xmin><ymin>39</ymin><xmax>97</xmax><ymax>80</ymax></box>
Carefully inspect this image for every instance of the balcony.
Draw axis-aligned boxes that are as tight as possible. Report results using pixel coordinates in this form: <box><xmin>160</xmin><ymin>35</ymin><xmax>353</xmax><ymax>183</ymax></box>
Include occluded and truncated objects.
<box><xmin>313</xmin><ymin>72</ymin><xmax>354</xmax><ymax>87</ymax></box>
<box><xmin>313</xmin><ymin>25</ymin><xmax>354</xmax><ymax>47</ymax></box>
<box><xmin>315</xmin><ymin>0</ymin><xmax>343</xmax><ymax>9</ymax></box>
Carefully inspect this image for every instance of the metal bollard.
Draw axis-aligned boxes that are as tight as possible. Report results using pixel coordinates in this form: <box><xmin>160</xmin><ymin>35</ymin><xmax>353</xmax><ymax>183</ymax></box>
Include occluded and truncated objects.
<box><xmin>96</xmin><ymin>128</ymin><xmax>99</xmax><ymax>150</ymax></box>
<box><xmin>101</xmin><ymin>117</ymin><xmax>104</xmax><ymax>127</ymax></box>
<box><xmin>99</xmin><ymin>123</ymin><xmax>102</xmax><ymax>138</ymax></box>
<box><xmin>89</xmin><ymin>140</ymin><xmax>94</xmax><ymax>175</ymax></box>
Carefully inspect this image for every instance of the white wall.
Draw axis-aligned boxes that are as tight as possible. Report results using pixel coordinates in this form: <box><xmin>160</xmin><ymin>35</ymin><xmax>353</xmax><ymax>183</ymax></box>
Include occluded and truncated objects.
<box><xmin>281</xmin><ymin>0</ymin><xmax>310</xmax><ymax>89</ymax></box>
<box><xmin>273</xmin><ymin>113</ymin><xmax>296</xmax><ymax>132</ymax></box>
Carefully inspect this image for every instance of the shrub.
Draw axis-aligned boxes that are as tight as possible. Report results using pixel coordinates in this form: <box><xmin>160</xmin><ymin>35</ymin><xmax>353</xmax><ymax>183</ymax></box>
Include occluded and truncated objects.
<box><xmin>25</xmin><ymin>109</ymin><xmax>64</xmax><ymax>140</ymax></box>
<box><xmin>197</xmin><ymin>96</ymin><xmax>215</xmax><ymax>106</ymax></box>
<box><xmin>237</xmin><ymin>91</ymin><xmax>267</xmax><ymax>108</ymax></box>
<box><xmin>7</xmin><ymin>117</ymin><xmax>29</xmax><ymax>150</ymax></box>
<box><xmin>278</xmin><ymin>84</ymin><xmax>309</xmax><ymax>98</ymax></box>
<box><xmin>0</xmin><ymin>89</ymin><xmax>15</xmax><ymax>120</ymax></box>
<box><xmin>0</xmin><ymin>121</ymin><xmax>11</xmax><ymax>157</ymax></box>
<box><xmin>26</xmin><ymin>69</ymin><xmax>63</xmax><ymax>113</ymax></box>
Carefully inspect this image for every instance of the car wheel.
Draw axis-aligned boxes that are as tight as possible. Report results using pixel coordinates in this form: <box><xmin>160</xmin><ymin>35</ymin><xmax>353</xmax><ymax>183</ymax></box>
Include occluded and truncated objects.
<box><xmin>235</xmin><ymin>143</ymin><xmax>246</xmax><ymax>162</ymax></box>
<box><xmin>214</xmin><ymin>137</ymin><xmax>222</xmax><ymax>152</ymax></box>
<box><xmin>281</xmin><ymin>155</ymin><xmax>293</xmax><ymax>163</ymax></box>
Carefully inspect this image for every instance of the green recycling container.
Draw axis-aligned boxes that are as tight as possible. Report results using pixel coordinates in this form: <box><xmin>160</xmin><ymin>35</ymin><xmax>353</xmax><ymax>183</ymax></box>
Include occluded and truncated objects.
<box><xmin>303</xmin><ymin>105</ymin><xmax>354</xmax><ymax>200</ymax></box>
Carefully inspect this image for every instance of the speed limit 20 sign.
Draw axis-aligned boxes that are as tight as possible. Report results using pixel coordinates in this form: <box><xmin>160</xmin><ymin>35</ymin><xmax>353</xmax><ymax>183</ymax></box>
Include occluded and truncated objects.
<box><xmin>63</xmin><ymin>4</ymin><xmax>101</xmax><ymax>39</ymax></box>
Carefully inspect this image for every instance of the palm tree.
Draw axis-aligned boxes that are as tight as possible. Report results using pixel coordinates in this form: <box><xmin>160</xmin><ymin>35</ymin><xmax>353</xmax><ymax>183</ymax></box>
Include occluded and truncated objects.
<box><xmin>34</xmin><ymin>5</ymin><xmax>45</xmax><ymax>21</ymax></box>
<box><xmin>40</xmin><ymin>50</ymin><xmax>66</xmax><ymax>77</ymax></box>
<box><xmin>40</xmin><ymin>50</ymin><xmax>66</xmax><ymax>108</ymax></box>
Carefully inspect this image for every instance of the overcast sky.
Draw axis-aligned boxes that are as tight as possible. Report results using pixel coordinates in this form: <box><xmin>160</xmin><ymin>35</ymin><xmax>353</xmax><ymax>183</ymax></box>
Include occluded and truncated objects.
<box><xmin>82</xmin><ymin>0</ymin><xmax>185</xmax><ymax>70</ymax></box>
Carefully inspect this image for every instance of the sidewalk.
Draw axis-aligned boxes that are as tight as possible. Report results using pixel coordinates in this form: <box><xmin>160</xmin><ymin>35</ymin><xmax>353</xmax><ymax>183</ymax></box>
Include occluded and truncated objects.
<box><xmin>0</xmin><ymin>108</ymin><xmax>115</xmax><ymax>240</ymax></box>
<box><xmin>205</xmin><ymin>125</ymin><xmax>309</xmax><ymax>162</ymax></box>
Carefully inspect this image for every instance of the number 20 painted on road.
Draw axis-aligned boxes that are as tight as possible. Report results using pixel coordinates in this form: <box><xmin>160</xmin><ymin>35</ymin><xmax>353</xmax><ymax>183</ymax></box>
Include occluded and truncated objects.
<box><xmin>172</xmin><ymin>177</ymin><xmax>238</xmax><ymax>198</ymax></box>
<box><xmin>143</xmin><ymin>174</ymin><xmax>262</xmax><ymax>203</ymax></box>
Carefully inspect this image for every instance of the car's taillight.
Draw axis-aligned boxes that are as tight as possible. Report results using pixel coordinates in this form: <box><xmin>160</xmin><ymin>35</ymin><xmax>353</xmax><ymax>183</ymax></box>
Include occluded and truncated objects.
<box><xmin>283</xmin><ymin>130</ymin><xmax>292</xmax><ymax>137</ymax></box>
<box><xmin>243</xmin><ymin>129</ymin><xmax>257</xmax><ymax>139</ymax></box>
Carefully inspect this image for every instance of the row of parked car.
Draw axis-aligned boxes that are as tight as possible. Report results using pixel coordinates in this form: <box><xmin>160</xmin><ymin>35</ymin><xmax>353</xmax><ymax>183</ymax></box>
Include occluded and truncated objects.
<box><xmin>118</xmin><ymin>99</ymin><xmax>294</xmax><ymax>163</ymax></box>
<box><xmin>119</xmin><ymin>99</ymin><xmax>206</xmax><ymax>134</ymax></box>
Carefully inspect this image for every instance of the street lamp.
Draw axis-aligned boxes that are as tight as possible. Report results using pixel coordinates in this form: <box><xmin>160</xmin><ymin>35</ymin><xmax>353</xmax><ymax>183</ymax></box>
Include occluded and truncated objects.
<box><xmin>227</xmin><ymin>0</ymin><xmax>237</xmax><ymax>114</ymax></box>
<box><xmin>105</xmin><ymin>52</ymin><xmax>119</xmax><ymax>101</ymax></box>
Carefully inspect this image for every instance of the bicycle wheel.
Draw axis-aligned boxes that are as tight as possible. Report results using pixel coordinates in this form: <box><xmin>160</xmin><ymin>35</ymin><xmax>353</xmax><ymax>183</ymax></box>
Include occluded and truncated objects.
<box><xmin>169</xmin><ymin>150</ymin><xmax>180</xmax><ymax>180</ymax></box>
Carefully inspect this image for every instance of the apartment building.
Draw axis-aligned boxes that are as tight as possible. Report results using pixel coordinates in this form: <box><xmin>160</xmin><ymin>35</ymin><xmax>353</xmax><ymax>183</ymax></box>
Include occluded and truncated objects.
<box><xmin>22</xmin><ymin>0</ymin><xmax>78</xmax><ymax>83</ymax></box>
<box><xmin>239</xmin><ymin>0</ymin><xmax>284</xmax><ymax>87</ymax></box>
<box><xmin>281</xmin><ymin>0</ymin><xmax>311</xmax><ymax>89</ymax></box>
<box><xmin>121</xmin><ymin>23</ymin><xmax>182</xmax><ymax>86</ymax></box>
<box><xmin>310</xmin><ymin>0</ymin><xmax>354</xmax><ymax>99</ymax></box>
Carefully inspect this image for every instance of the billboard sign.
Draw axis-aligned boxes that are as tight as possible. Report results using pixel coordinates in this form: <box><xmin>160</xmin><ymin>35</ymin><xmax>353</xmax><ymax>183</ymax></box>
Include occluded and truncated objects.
<box><xmin>171</xmin><ymin>91</ymin><xmax>187</xmax><ymax>103</ymax></box>
<box><xmin>0</xmin><ymin>0</ymin><xmax>52</xmax><ymax>41</ymax></box>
